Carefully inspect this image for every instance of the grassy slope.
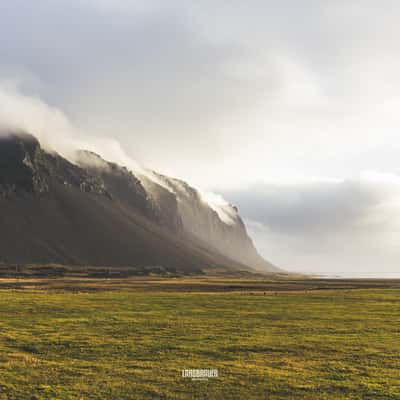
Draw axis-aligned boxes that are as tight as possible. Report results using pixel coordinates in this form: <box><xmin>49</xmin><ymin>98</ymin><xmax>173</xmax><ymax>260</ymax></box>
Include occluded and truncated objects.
<box><xmin>0</xmin><ymin>283</ymin><xmax>399</xmax><ymax>399</ymax></box>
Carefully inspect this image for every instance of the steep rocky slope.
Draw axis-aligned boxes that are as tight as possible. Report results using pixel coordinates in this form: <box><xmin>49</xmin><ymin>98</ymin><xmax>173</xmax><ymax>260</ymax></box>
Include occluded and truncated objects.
<box><xmin>0</xmin><ymin>132</ymin><xmax>279</xmax><ymax>274</ymax></box>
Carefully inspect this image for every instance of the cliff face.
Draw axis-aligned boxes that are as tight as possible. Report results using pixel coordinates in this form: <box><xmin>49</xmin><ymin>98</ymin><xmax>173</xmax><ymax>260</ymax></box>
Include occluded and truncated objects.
<box><xmin>137</xmin><ymin>173</ymin><xmax>278</xmax><ymax>272</ymax></box>
<box><xmin>0</xmin><ymin>133</ymin><xmax>279</xmax><ymax>273</ymax></box>
<box><xmin>76</xmin><ymin>152</ymin><xmax>278</xmax><ymax>272</ymax></box>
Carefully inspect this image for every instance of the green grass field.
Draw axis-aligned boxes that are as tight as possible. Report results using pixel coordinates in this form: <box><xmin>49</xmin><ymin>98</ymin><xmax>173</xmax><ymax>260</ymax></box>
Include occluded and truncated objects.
<box><xmin>0</xmin><ymin>279</ymin><xmax>399</xmax><ymax>399</ymax></box>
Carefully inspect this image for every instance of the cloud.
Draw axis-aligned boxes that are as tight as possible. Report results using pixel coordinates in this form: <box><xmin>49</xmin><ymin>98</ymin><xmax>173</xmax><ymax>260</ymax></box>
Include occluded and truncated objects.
<box><xmin>223</xmin><ymin>175</ymin><xmax>400</xmax><ymax>276</ymax></box>
<box><xmin>0</xmin><ymin>80</ymin><xmax>77</xmax><ymax>153</ymax></box>
<box><xmin>1</xmin><ymin>0</ymin><xmax>399</xmax><ymax>187</ymax></box>
<box><xmin>225</xmin><ymin>176</ymin><xmax>399</xmax><ymax>235</ymax></box>
<box><xmin>0</xmin><ymin>83</ymin><xmax>145</xmax><ymax>173</ymax></box>
<box><xmin>0</xmin><ymin>0</ymin><xmax>270</xmax><ymax>182</ymax></box>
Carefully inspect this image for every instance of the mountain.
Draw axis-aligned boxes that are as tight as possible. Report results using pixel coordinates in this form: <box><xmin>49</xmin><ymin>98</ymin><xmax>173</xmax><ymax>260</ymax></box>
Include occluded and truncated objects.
<box><xmin>0</xmin><ymin>132</ymin><xmax>279</xmax><ymax>275</ymax></box>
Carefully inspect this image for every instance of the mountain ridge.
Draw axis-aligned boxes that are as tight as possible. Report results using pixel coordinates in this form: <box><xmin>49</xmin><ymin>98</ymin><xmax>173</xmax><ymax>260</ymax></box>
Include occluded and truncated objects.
<box><xmin>0</xmin><ymin>132</ymin><xmax>280</xmax><ymax>275</ymax></box>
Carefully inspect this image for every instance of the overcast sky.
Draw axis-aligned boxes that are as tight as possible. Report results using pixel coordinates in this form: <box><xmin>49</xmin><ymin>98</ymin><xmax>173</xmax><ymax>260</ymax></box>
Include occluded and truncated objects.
<box><xmin>1</xmin><ymin>0</ymin><xmax>400</xmax><ymax>276</ymax></box>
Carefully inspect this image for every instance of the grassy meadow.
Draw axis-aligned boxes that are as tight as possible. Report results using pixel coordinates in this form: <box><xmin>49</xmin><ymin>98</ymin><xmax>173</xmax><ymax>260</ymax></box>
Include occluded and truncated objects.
<box><xmin>0</xmin><ymin>278</ymin><xmax>399</xmax><ymax>399</ymax></box>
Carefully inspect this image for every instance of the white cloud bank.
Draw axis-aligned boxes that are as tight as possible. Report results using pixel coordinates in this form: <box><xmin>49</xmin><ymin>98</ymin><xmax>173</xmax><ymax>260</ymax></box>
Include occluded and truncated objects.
<box><xmin>224</xmin><ymin>174</ymin><xmax>400</xmax><ymax>277</ymax></box>
<box><xmin>0</xmin><ymin>82</ymin><xmax>144</xmax><ymax>173</ymax></box>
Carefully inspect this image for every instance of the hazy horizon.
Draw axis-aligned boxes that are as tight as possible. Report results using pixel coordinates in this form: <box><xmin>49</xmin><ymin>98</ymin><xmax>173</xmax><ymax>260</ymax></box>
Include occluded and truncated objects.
<box><xmin>1</xmin><ymin>1</ymin><xmax>400</xmax><ymax>277</ymax></box>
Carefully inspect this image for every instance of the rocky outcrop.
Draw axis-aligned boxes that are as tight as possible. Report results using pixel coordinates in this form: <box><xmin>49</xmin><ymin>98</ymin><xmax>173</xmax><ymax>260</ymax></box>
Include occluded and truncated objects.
<box><xmin>0</xmin><ymin>133</ymin><xmax>109</xmax><ymax>197</ymax></box>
